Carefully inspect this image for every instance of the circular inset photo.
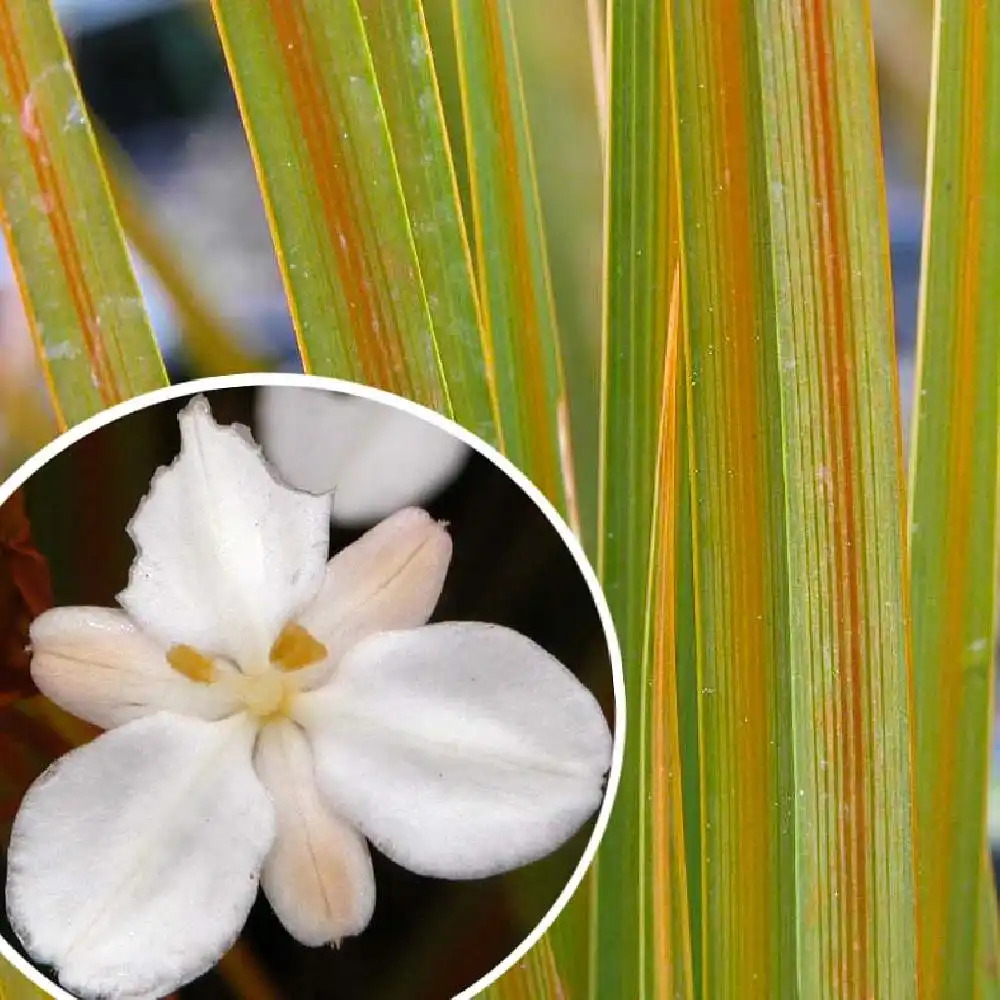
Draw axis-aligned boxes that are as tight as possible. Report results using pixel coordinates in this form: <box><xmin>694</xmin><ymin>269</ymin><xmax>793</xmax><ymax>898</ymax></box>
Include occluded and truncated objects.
<box><xmin>0</xmin><ymin>376</ymin><xmax>623</xmax><ymax>1000</ymax></box>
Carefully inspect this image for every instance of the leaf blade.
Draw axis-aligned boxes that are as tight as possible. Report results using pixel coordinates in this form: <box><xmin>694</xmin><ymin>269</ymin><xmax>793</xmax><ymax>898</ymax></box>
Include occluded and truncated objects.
<box><xmin>590</xmin><ymin>1</ymin><xmax>688</xmax><ymax>996</ymax></box>
<box><xmin>671</xmin><ymin>0</ymin><xmax>918</xmax><ymax>995</ymax></box>
<box><xmin>357</xmin><ymin>0</ymin><xmax>499</xmax><ymax>443</ymax></box>
<box><xmin>908</xmin><ymin>2</ymin><xmax>1000</xmax><ymax>996</ymax></box>
<box><xmin>451</xmin><ymin>0</ymin><xmax>574</xmax><ymax>513</ymax></box>
<box><xmin>0</xmin><ymin>0</ymin><xmax>166</xmax><ymax>425</ymax></box>
<box><xmin>207</xmin><ymin>0</ymin><xmax>447</xmax><ymax>408</ymax></box>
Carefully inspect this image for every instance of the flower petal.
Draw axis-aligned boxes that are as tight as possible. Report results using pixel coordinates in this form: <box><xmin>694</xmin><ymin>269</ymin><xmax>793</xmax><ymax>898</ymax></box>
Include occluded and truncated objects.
<box><xmin>118</xmin><ymin>396</ymin><xmax>332</xmax><ymax>669</ymax></box>
<box><xmin>294</xmin><ymin>508</ymin><xmax>451</xmax><ymax>686</ymax></box>
<box><xmin>255</xmin><ymin>720</ymin><xmax>375</xmax><ymax>946</ymax></box>
<box><xmin>257</xmin><ymin>387</ymin><xmax>469</xmax><ymax>525</ymax></box>
<box><xmin>5</xmin><ymin>713</ymin><xmax>275</xmax><ymax>999</ymax></box>
<box><xmin>295</xmin><ymin>623</ymin><xmax>613</xmax><ymax>879</ymax></box>
<box><xmin>30</xmin><ymin>607</ymin><xmax>239</xmax><ymax>729</ymax></box>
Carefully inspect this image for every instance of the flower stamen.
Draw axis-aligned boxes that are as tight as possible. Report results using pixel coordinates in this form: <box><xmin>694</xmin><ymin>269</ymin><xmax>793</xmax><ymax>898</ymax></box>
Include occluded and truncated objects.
<box><xmin>166</xmin><ymin>644</ymin><xmax>217</xmax><ymax>684</ymax></box>
<box><xmin>270</xmin><ymin>623</ymin><xmax>327</xmax><ymax>671</ymax></box>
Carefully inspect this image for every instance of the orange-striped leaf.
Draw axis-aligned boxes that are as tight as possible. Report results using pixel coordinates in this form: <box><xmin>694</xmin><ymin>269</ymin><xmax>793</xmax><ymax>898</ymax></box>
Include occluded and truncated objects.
<box><xmin>208</xmin><ymin>0</ymin><xmax>448</xmax><ymax>408</ymax></box>
<box><xmin>0</xmin><ymin>0</ymin><xmax>166</xmax><ymax>425</ymax></box>
<box><xmin>451</xmin><ymin>0</ymin><xmax>574</xmax><ymax>513</ymax></box>
<box><xmin>671</xmin><ymin>0</ymin><xmax>917</xmax><ymax>995</ymax></box>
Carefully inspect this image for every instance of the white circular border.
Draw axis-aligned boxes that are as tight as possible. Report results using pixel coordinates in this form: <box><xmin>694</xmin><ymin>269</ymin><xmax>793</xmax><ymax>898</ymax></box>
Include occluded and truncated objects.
<box><xmin>0</xmin><ymin>373</ymin><xmax>626</xmax><ymax>1000</ymax></box>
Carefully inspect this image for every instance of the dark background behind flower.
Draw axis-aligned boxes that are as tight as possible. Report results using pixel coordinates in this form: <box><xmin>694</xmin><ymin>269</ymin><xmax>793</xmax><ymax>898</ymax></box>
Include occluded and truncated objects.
<box><xmin>0</xmin><ymin>385</ymin><xmax>615</xmax><ymax>1000</ymax></box>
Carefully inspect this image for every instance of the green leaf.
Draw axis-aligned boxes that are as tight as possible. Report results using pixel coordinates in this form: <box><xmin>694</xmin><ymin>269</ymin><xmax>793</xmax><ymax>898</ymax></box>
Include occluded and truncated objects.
<box><xmin>590</xmin><ymin>1</ymin><xmax>688</xmax><ymax>997</ymax></box>
<box><xmin>207</xmin><ymin>0</ymin><xmax>448</xmax><ymax>409</ymax></box>
<box><xmin>0</xmin><ymin>0</ymin><xmax>166</xmax><ymax>426</ymax></box>
<box><xmin>908</xmin><ymin>2</ymin><xmax>1000</xmax><ymax>996</ymax></box>
<box><xmin>356</xmin><ymin>0</ymin><xmax>499</xmax><ymax>444</ymax></box>
<box><xmin>0</xmin><ymin>959</ymin><xmax>50</xmax><ymax>1000</ymax></box>
<box><xmin>478</xmin><ymin>937</ymin><xmax>568</xmax><ymax>1000</ymax></box>
<box><xmin>451</xmin><ymin>0</ymin><xmax>574</xmax><ymax>514</ymax></box>
<box><xmin>671</xmin><ymin>1</ymin><xmax>917</xmax><ymax>995</ymax></box>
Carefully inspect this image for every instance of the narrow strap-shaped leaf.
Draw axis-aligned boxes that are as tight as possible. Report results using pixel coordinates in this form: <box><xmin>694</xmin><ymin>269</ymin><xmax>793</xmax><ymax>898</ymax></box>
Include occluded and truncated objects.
<box><xmin>590</xmin><ymin>0</ymin><xmax>681</xmax><ymax>993</ymax></box>
<box><xmin>479</xmin><ymin>936</ymin><xmax>567</xmax><ymax>1000</ymax></box>
<box><xmin>670</xmin><ymin>6</ymin><xmax>795</xmax><ymax>993</ymax></box>
<box><xmin>207</xmin><ymin>0</ymin><xmax>447</xmax><ymax>409</ymax></box>
<box><xmin>754</xmin><ymin>2</ymin><xmax>917</xmax><ymax>994</ymax></box>
<box><xmin>357</xmin><ymin>0</ymin><xmax>499</xmax><ymax>444</ymax></box>
<box><xmin>671</xmin><ymin>1</ymin><xmax>917</xmax><ymax>996</ymax></box>
<box><xmin>451</xmin><ymin>0</ymin><xmax>573</xmax><ymax>512</ymax></box>
<box><xmin>674</xmin><ymin>337</ymin><xmax>701</xmax><ymax>997</ymax></box>
<box><xmin>0</xmin><ymin>0</ymin><xmax>166</xmax><ymax>426</ymax></box>
<box><xmin>585</xmin><ymin>0</ymin><xmax>609</xmax><ymax>150</ymax></box>
<box><xmin>0</xmin><ymin>959</ymin><xmax>50</xmax><ymax>999</ymax></box>
<box><xmin>647</xmin><ymin>275</ymin><xmax>693</xmax><ymax>999</ymax></box>
<box><xmin>909</xmin><ymin>2</ymin><xmax>1000</xmax><ymax>996</ymax></box>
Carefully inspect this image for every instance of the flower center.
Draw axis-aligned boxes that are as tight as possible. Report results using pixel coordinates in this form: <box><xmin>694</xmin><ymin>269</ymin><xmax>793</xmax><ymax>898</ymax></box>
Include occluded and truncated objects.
<box><xmin>166</xmin><ymin>623</ymin><xmax>329</xmax><ymax>724</ymax></box>
<box><xmin>236</xmin><ymin>671</ymin><xmax>294</xmax><ymax>721</ymax></box>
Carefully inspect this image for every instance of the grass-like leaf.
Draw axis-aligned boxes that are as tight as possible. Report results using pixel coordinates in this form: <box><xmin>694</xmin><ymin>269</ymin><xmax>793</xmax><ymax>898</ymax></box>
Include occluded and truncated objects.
<box><xmin>207</xmin><ymin>0</ymin><xmax>449</xmax><ymax>410</ymax></box>
<box><xmin>591</xmin><ymin>1</ymin><xmax>682</xmax><ymax>996</ymax></box>
<box><xmin>0</xmin><ymin>0</ymin><xmax>166</xmax><ymax>426</ymax></box>
<box><xmin>451</xmin><ymin>0</ymin><xmax>574</xmax><ymax>514</ymax></box>
<box><xmin>357</xmin><ymin>0</ymin><xmax>499</xmax><ymax>444</ymax></box>
<box><xmin>644</xmin><ymin>275</ymin><xmax>693</xmax><ymax>1000</ymax></box>
<box><xmin>909</xmin><ymin>2</ymin><xmax>1000</xmax><ymax>995</ymax></box>
<box><xmin>672</xmin><ymin>1</ymin><xmax>916</xmax><ymax>995</ymax></box>
<box><xmin>671</xmin><ymin>8</ymin><xmax>795</xmax><ymax>992</ymax></box>
<box><xmin>479</xmin><ymin>937</ymin><xmax>567</xmax><ymax>1000</ymax></box>
<box><xmin>0</xmin><ymin>957</ymin><xmax>50</xmax><ymax>999</ymax></box>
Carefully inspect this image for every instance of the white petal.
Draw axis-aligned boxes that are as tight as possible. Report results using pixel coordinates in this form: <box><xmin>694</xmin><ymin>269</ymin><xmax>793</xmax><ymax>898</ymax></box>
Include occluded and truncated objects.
<box><xmin>295</xmin><ymin>623</ymin><xmax>612</xmax><ymax>879</ymax></box>
<box><xmin>257</xmin><ymin>387</ymin><xmax>469</xmax><ymax>525</ymax></box>
<box><xmin>30</xmin><ymin>607</ymin><xmax>238</xmax><ymax>729</ymax></box>
<box><xmin>118</xmin><ymin>396</ymin><xmax>332</xmax><ymax>669</ymax></box>
<box><xmin>255</xmin><ymin>720</ymin><xmax>375</xmax><ymax>946</ymax></box>
<box><xmin>294</xmin><ymin>508</ymin><xmax>451</xmax><ymax>687</ymax></box>
<box><xmin>5</xmin><ymin>713</ymin><xmax>275</xmax><ymax>999</ymax></box>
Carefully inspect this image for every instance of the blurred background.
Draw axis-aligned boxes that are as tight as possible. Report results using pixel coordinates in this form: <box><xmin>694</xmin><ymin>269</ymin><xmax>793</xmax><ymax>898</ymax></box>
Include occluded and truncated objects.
<box><xmin>0</xmin><ymin>0</ymin><xmax>991</xmax><ymax>906</ymax></box>
<box><xmin>0</xmin><ymin>384</ymin><xmax>616</xmax><ymax>1000</ymax></box>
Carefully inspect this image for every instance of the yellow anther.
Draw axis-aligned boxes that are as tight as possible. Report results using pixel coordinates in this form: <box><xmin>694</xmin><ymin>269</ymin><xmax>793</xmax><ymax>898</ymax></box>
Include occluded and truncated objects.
<box><xmin>166</xmin><ymin>644</ymin><xmax>216</xmax><ymax>684</ymax></box>
<box><xmin>269</xmin><ymin>623</ymin><xmax>328</xmax><ymax>672</ymax></box>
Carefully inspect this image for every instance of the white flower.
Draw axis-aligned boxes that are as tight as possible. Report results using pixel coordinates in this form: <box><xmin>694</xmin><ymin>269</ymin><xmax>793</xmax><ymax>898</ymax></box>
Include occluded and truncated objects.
<box><xmin>4</xmin><ymin>397</ymin><xmax>612</xmax><ymax>1000</ymax></box>
<box><xmin>256</xmin><ymin>386</ymin><xmax>470</xmax><ymax>525</ymax></box>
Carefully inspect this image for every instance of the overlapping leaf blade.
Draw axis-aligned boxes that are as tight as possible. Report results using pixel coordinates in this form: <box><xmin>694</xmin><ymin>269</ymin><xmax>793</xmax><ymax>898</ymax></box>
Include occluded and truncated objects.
<box><xmin>591</xmin><ymin>1</ymin><xmax>686</xmax><ymax>997</ymax></box>
<box><xmin>909</xmin><ymin>2</ymin><xmax>1000</xmax><ymax>996</ymax></box>
<box><xmin>477</xmin><ymin>938</ymin><xmax>567</xmax><ymax>1000</ymax></box>
<box><xmin>357</xmin><ymin>0</ymin><xmax>498</xmax><ymax>444</ymax></box>
<box><xmin>451</xmin><ymin>0</ymin><xmax>573</xmax><ymax>512</ymax></box>
<box><xmin>207</xmin><ymin>0</ymin><xmax>448</xmax><ymax>409</ymax></box>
